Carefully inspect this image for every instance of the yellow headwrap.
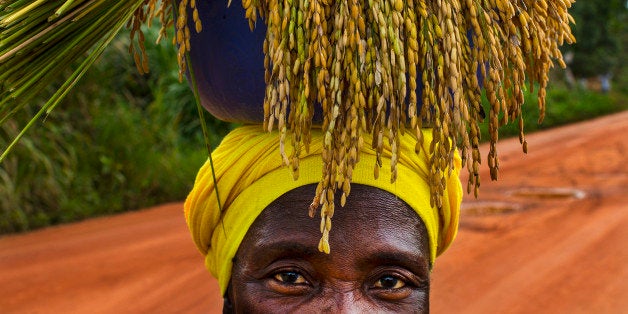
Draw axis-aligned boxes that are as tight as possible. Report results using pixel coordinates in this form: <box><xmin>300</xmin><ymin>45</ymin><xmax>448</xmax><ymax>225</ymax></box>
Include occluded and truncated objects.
<box><xmin>184</xmin><ymin>125</ymin><xmax>462</xmax><ymax>295</ymax></box>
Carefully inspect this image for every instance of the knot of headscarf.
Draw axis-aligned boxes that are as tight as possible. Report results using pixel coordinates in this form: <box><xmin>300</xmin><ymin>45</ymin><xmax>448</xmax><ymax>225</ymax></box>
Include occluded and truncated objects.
<box><xmin>184</xmin><ymin>125</ymin><xmax>462</xmax><ymax>294</ymax></box>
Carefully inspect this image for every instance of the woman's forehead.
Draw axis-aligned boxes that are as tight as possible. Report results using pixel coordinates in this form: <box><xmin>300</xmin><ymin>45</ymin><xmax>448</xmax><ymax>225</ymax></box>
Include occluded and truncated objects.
<box><xmin>238</xmin><ymin>184</ymin><xmax>430</xmax><ymax>266</ymax></box>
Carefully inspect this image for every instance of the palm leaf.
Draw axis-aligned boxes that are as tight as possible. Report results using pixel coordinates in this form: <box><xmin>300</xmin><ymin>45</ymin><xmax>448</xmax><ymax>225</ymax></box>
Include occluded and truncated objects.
<box><xmin>0</xmin><ymin>0</ymin><xmax>172</xmax><ymax>161</ymax></box>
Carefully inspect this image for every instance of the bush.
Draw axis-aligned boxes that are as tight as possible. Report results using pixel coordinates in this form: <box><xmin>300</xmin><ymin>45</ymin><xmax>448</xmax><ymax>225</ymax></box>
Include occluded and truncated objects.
<box><xmin>0</xmin><ymin>26</ymin><xmax>232</xmax><ymax>234</ymax></box>
<box><xmin>478</xmin><ymin>83</ymin><xmax>628</xmax><ymax>143</ymax></box>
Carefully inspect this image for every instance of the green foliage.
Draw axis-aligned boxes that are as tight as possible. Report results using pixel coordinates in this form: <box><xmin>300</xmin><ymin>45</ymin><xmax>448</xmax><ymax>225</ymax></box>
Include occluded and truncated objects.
<box><xmin>0</xmin><ymin>26</ymin><xmax>233</xmax><ymax>234</ymax></box>
<box><xmin>479</xmin><ymin>84</ymin><xmax>628</xmax><ymax>142</ymax></box>
<box><xmin>564</xmin><ymin>0</ymin><xmax>626</xmax><ymax>77</ymax></box>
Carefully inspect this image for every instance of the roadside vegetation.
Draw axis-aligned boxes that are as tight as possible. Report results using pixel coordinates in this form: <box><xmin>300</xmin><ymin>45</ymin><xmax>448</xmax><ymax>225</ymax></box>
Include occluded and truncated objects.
<box><xmin>0</xmin><ymin>27</ymin><xmax>232</xmax><ymax>233</ymax></box>
<box><xmin>478</xmin><ymin>81</ymin><xmax>627</xmax><ymax>142</ymax></box>
<box><xmin>1</xmin><ymin>1</ymin><xmax>626</xmax><ymax>234</ymax></box>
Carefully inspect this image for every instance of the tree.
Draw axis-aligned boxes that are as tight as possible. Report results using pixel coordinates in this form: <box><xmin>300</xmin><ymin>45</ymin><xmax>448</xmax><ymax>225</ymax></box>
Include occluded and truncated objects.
<box><xmin>564</xmin><ymin>0</ymin><xmax>626</xmax><ymax>78</ymax></box>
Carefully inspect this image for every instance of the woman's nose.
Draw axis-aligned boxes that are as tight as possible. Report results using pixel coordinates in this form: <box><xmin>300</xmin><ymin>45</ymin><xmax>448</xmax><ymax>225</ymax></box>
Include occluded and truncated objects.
<box><xmin>336</xmin><ymin>294</ymin><xmax>369</xmax><ymax>314</ymax></box>
<box><xmin>318</xmin><ymin>289</ymin><xmax>375</xmax><ymax>314</ymax></box>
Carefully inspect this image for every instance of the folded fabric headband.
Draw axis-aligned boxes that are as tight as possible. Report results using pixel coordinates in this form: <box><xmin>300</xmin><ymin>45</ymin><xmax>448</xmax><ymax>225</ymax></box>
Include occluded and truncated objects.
<box><xmin>184</xmin><ymin>125</ymin><xmax>462</xmax><ymax>295</ymax></box>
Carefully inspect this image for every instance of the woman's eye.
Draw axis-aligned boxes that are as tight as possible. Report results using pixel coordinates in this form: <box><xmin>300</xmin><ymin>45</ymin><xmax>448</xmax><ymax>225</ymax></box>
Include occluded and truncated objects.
<box><xmin>274</xmin><ymin>271</ymin><xmax>307</xmax><ymax>285</ymax></box>
<box><xmin>266</xmin><ymin>269</ymin><xmax>311</xmax><ymax>295</ymax></box>
<box><xmin>373</xmin><ymin>275</ymin><xmax>406</xmax><ymax>289</ymax></box>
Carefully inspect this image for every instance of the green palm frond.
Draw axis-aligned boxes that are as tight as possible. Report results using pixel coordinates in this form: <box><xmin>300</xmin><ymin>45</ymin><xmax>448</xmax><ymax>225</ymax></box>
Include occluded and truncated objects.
<box><xmin>0</xmin><ymin>0</ymin><xmax>172</xmax><ymax>161</ymax></box>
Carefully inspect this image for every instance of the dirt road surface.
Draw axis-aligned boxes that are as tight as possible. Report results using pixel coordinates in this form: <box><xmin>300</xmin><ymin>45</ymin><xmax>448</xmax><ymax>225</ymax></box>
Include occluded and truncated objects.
<box><xmin>1</xmin><ymin>111</ymin><xmax>627</xmax><ymax>313</ymax></box>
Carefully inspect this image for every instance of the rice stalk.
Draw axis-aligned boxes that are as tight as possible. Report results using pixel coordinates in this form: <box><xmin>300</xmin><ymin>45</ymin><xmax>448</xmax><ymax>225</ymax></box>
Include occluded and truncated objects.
<box><xmin>1</xmin><ymin>0</ymin><xmax>575</xmax><ymax>252</ymax></box>
<box><xmin>229</xmin><ymin>0</ymin><xmax>575</xmax><ymax>251</ymax></box>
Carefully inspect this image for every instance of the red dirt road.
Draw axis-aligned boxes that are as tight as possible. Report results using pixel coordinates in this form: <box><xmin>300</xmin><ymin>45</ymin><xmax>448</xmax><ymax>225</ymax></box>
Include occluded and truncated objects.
<box><xmin>1</xmin><ymin>112</ymin><xmax>627</xmax><ymax>313</ymax></box>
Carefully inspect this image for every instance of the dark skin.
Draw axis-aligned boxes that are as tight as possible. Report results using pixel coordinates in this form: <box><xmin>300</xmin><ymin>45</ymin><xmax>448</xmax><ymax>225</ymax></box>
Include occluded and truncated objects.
<box><xmin>225</xmin><ymin>184</ymin><xmax>431</xmax><ymax>313</ymax></box>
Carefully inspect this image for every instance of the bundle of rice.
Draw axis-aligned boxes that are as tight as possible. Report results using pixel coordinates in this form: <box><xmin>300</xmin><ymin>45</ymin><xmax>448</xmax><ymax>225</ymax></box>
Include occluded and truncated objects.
<box><xmin>0</xmin><ymin>0</ymin><xmax>575</xmax><ymax>249</ymax></box>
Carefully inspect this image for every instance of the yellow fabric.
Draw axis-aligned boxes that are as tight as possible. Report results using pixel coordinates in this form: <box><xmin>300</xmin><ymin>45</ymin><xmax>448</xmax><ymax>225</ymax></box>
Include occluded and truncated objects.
<box><xmin>184</xmin><ymin>126</ymin><xmax>462</xmax><ymax>295</ymax></box>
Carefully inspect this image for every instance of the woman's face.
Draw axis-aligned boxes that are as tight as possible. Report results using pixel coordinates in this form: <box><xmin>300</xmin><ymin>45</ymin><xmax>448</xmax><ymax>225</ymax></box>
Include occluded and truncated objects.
<box><xmin>228</xmin><ymin>184</ymin><xmax>430</xmax><ymax>313</ymax></box>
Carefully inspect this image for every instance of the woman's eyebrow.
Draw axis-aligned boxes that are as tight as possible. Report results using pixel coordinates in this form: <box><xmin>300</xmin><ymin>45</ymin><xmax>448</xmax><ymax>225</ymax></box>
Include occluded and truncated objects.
<box><xmin>358</xmin><ymin>251</ymin><xmax>429</xmax><ymax>274</ymax></box>
<box><xmin>258</xmin><ymin>241</ymin><xmax>323</xmax><ymax>259</ymax></box>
